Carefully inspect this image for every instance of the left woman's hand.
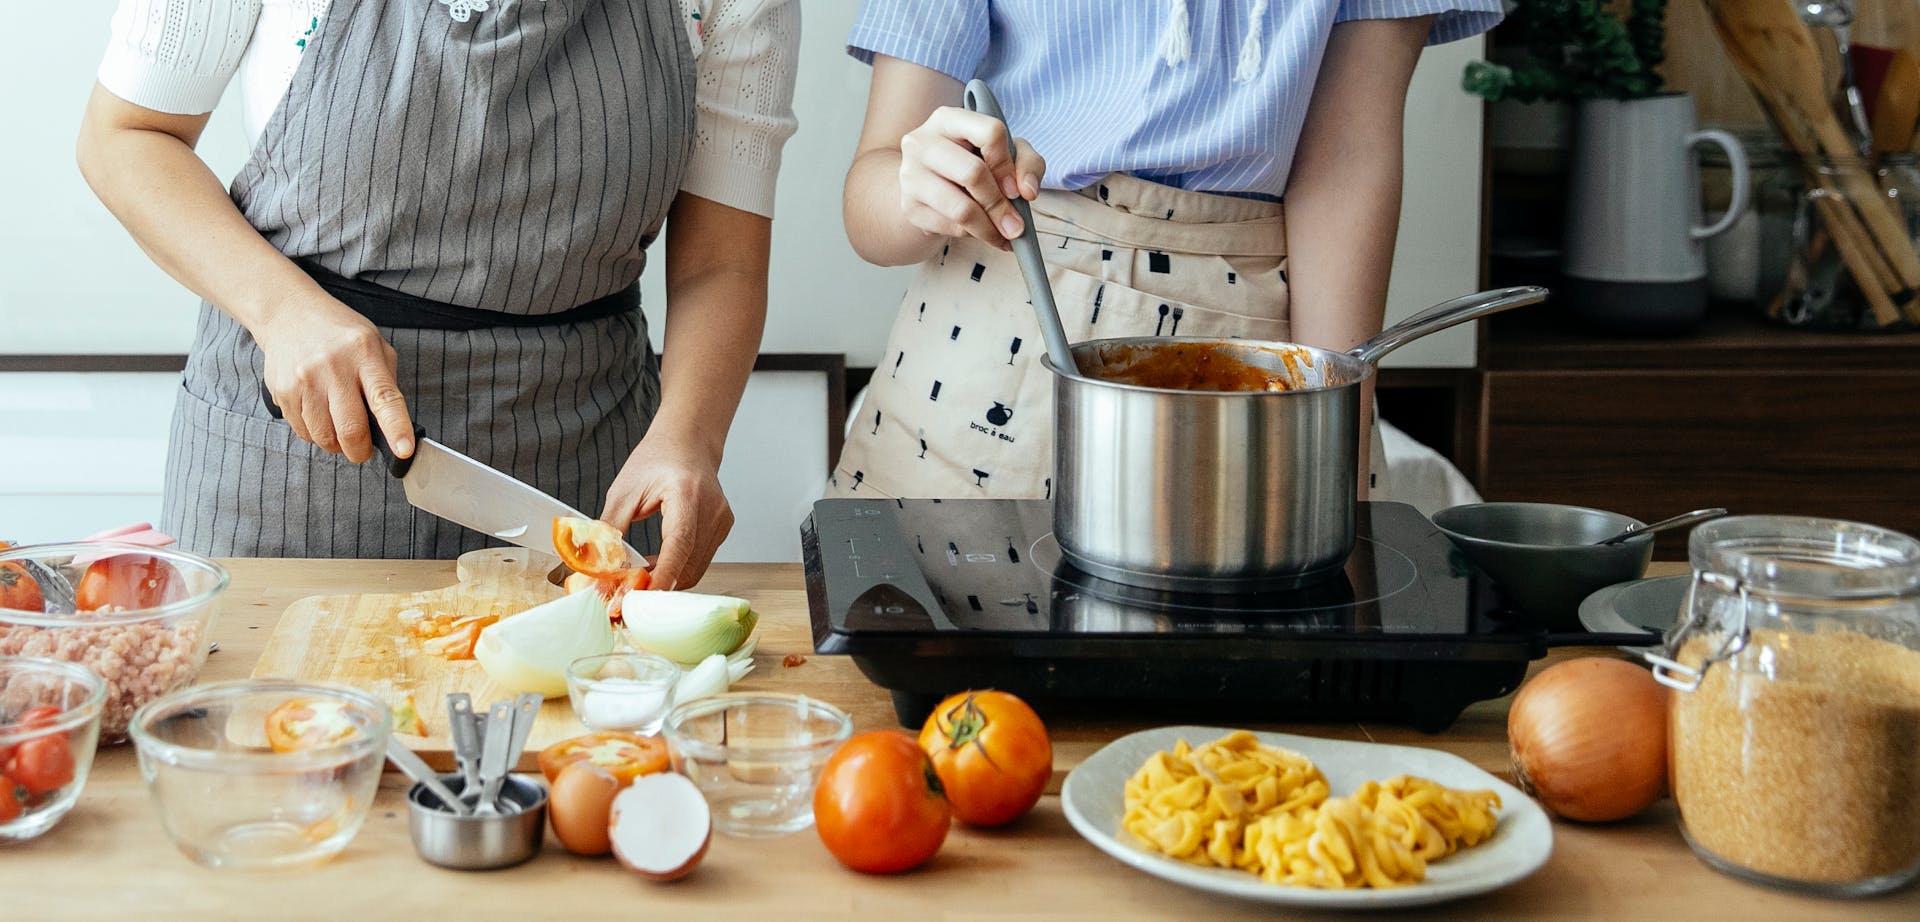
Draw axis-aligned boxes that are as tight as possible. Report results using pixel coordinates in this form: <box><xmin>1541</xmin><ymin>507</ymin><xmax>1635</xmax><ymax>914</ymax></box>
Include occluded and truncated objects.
<box><xmin>600</xmin><ymin>432</ymin><xmax>734</xmax><ymax>591</ymax></box>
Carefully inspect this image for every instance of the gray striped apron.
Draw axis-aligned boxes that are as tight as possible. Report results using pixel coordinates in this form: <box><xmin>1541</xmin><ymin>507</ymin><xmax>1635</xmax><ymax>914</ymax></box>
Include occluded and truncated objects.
<box><xmin>160</xmin><ymin>0</ymin><xmax>695</xmax><ymax>559</ymax></box>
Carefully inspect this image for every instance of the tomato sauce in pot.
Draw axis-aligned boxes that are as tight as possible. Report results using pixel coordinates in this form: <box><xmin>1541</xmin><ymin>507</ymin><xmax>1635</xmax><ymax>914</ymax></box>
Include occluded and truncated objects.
<box><xmin>1084</xmin><ymin>342</ymin><xmax>1321</xmax><ymax>392</ymax></box>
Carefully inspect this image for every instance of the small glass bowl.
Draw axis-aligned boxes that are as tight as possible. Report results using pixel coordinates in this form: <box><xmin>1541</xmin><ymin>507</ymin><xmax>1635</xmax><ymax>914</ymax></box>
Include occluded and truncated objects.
<box><xmin>662</xmin><ymin>692</ymin><xmax>852</xmax><ymax>838</ymax></box>
<box><xmin>566</xmin><ymin>653</ymin><xmax>680</xmax><ymax>735</ymax></box>
<box><xmin>0</xmin><ymin>656</ymin><xmax>107</xmax><ymax>841</ymax></box>
<box><xmin>130</xmin><ymin>679</ymin><xmax>390</xmax><ymax>869</ymax></box>
<box><xmin>0</xmin><ymin>543</ymin><xmax>229</xmax><ymax>742</ymax></box>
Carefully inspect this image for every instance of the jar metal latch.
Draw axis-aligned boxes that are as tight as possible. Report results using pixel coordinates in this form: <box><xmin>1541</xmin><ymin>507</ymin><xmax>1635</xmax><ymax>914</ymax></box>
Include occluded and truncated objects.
<box><xmin>1640</xmin><ymin>572</ymin><xmax>1751</xmax><ymax>693</ymax></box>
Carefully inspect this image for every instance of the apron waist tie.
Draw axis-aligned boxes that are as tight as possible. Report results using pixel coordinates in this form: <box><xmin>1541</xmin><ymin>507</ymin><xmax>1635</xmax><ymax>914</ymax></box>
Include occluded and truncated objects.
<box><xmin>296</xmin><ymin>258</ymin><xmax>638</xmax><ymax>331</ymax></box>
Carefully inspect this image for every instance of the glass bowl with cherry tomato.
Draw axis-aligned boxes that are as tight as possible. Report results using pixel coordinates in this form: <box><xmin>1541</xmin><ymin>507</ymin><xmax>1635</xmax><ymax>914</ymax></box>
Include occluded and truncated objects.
<box><xmin>130</xmin><ymin>679</ymin><xmax>391</xmax><ymax>869</ymax></box>
<box><xmin>0</xmin><ymin>543</ymin><xmax>229</xmax><ymax>742</ymax></box>
<box><xmin>0</xmin><ymin>656</ymin><xmax>107</xmax><ymax>841</ymax></box>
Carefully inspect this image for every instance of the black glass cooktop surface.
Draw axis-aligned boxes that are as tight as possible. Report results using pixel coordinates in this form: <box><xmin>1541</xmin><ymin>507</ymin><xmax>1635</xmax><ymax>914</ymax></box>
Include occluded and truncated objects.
<box><xmin>804</xmin><ymin>499</ymin><xmax>1549</xmax><ymax>731</ymax></box>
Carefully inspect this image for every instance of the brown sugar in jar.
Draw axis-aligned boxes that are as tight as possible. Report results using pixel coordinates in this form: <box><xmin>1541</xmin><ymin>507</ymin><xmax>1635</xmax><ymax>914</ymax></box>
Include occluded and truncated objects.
<box><xmin>1670</xmin><ymin>629</ymin><xmax>1920</xmax><ymax>888</ymax></box>
<box><xmin>1654</xmin><ymin>514</ymin><xmax>1920</xmax><ymax>898</ymax></box>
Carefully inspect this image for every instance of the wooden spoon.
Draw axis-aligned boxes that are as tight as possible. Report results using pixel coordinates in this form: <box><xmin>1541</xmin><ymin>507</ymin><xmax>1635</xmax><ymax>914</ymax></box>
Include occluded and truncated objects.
<box><xmin>1875</xmin><ymin>50</ymin><xmax>1920</xmax><ymax>155</ymax></box>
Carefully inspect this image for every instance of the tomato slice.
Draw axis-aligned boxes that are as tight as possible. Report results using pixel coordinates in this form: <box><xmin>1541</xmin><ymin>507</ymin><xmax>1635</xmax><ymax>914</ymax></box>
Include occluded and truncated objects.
<box><xmin>562</xmin><ymin>567</ymin><xmax>649</xmax><ymax>621</ymax></box>
<box><xmin>75</xmin><ymin>553</ymin><xmax>181</xmax><ymax>612</ymax></box>
<box><xmin>536</xmin><ymin>732</ymin><xmax>669</xmax><ymax>786</ymax></box>
<box><xmin>418</xmin><ymin>616</ymin><xmax>495</xmax><ymax>660</ymax></box>
<box><xmin>552</xmin><ymin>516</ymin><xmax>630</xmax><ymax>577</ymax></box>
<box><xmin>264</xmin><ymin>697</ymin><xmax>368</xmax><ymax>753</ymax></box>
<box><xmin>0</xmin><ymin>562</ymin><xmax>45</xmax><ymax>613</ymax></box>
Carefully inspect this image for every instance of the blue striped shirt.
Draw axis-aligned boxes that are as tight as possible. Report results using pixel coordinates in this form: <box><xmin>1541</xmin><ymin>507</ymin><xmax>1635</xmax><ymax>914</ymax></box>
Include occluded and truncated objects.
<box><xmin>849</xmin><ymin>0</ymin><xmax>1503</xmax><ymax>197</ymax></box>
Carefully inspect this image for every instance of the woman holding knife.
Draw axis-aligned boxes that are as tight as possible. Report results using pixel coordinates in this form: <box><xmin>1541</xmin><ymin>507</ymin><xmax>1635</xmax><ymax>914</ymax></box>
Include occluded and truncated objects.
<box><xmin>79</xmin><ymin>0</ymin><xmax>800</xmax><ymax>587</ymax></box>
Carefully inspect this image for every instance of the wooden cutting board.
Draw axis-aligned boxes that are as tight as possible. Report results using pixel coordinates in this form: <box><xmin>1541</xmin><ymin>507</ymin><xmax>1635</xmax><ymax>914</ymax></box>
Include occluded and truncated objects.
<box><xmin>251</xmin><ymin>548</ymin><xmax>587</xmax><ymax>771</ymax></box>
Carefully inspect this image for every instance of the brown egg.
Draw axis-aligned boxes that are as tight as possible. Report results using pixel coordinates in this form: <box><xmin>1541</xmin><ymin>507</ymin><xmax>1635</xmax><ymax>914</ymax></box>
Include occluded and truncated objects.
<box><xmin>549</xmin><ymin>761</ymin><xmax>621</xmax><ymax>856</ymax></box>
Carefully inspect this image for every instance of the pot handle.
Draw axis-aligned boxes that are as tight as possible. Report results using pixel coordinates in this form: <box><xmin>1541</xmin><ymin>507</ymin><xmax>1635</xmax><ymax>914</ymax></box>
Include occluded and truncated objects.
<box><xmin>1347</xmin><ymin>286</ymin><xmax>1549</xmax><ymax>367</ymax></box>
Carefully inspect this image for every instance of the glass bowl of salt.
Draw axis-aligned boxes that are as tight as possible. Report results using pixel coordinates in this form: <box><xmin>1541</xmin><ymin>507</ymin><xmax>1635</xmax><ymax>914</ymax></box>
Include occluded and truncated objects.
<box><xmin>565</xmin><ymin>652</ymin><xmax>679</xmax><ymax>735</ymax></box>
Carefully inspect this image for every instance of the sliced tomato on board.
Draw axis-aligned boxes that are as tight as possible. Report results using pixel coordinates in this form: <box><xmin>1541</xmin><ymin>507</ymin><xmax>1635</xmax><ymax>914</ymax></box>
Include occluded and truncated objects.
<box><xmin>552</xmin><ymin>517</ymin><xmax>630</xmax><ymax>577</ymax></box>
<box><xmin>418</xmin><ymin>615</ymin><xmax>498</xmax><ymax>660</ymax></box>
<box><xmin>75</xmin><ymin>553</ymin><xmax>181</xmax><ymax>612</ymax></box>
<box><xmin>264</xmin><ymin>697</ymin><xmax>369</xmax><ymax>754</ymax></box>
<box><xmin>537</xmin><ymin>732</ymin><xmax>669</xmax><ymax>786</ymax></box>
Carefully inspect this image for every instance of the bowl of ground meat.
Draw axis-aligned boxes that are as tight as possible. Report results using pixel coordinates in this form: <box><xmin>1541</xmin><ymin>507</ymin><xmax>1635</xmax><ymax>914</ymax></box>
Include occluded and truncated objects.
<box><xmin>0</xmin><ymin>544</ymin><xmax>228</xmax><ymax>742</ymax></box>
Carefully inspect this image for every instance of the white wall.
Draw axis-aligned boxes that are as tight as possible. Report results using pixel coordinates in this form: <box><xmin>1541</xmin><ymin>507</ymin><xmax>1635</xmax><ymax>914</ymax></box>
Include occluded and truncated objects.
<box><xmin>0</xmin><ymin>4</ymin><xmax>1486</xmax><ymax>555</ymax></box>
<box><xmin>3</xmin><ymin>3</ymin><xmax>1483</xmax><ymax>366</ymax></box>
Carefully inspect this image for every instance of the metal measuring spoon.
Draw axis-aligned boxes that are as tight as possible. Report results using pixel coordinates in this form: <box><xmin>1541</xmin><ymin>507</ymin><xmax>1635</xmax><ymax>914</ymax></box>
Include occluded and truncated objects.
<box><xmin>1596</xmin><ymin>508</ymin><xmax>1729</xmax><ymax>546</ymax></box>
<box><xmin>447</xmin><ymin>694</ymin><xmax>482</xmax><ymax>795</ymax></box>
<box><xmin>1800</xmin><ymin>0</ymin><xmax>1872</xmax><ymax>155</ymax></box>
<box><xmin>386</xmin><ymin>737</ymin><xmax>470</xmax><ymax>816</ymax></box>
<box><xmin>962</xmin><ymin>79</ymin><xmax>1082</xmax><ymax>379</ymax></box>
<box><xmin>473</xmin><ymin>700</ymin><xmax>516</xmax><ymax>816</ymax></box>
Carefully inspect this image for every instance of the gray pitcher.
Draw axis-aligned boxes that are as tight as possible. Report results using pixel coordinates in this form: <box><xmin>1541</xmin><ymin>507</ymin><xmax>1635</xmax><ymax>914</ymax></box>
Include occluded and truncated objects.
<box><xmin>1561</xmin><ymin>93</ymin><xmax>1751</xmax><ymax>332</ymax></box>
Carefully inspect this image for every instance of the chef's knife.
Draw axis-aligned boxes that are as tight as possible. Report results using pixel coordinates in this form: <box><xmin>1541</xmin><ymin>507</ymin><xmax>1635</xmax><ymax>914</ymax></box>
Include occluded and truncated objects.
<box><xmin>261</xmin><ymin>384</ymin><xmax>640</xmax><ymax>561</ymax></box>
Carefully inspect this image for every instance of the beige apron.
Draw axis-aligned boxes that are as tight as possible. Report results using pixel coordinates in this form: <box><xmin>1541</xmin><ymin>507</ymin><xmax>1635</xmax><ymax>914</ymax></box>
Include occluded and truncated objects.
<box><xmin>832</xmin><ymin>172</ymin><xmax>1389</xmax><ymax>501</ymax></box>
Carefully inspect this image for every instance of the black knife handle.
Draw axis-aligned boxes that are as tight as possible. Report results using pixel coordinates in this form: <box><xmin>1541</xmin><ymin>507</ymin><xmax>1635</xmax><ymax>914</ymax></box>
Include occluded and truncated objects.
<box><xmin>260</xmin><ymin>381</ymin><xmax>422</xmax><ymax>478</ymax></box>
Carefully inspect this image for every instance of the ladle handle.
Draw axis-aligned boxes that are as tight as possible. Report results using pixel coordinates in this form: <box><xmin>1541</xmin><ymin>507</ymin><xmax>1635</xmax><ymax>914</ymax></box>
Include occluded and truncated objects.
<box><xmin>963</xmin><ymin>79</ymin><xmax>1079</xmax><ymax>377</ymax></box>
<box><xmin>1346</xmin><ymin>286</ymin><xmax>1549</xmax><ymax>367</ymax></box>
<box><xmin>1599</xmin><ymin>508</ymin><xmax>1729</xmax><ymax>546</ymax></box>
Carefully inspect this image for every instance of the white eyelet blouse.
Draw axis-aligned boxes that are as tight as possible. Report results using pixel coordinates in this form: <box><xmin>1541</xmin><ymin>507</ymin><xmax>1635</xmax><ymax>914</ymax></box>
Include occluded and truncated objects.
<box><xmin>95</xmin><ymin>0</ymin><xmax>801</xmax><ymax>218</ymax></box>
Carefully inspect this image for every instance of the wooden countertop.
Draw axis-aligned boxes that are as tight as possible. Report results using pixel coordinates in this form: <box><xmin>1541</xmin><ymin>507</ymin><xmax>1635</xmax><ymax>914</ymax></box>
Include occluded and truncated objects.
<box><xmin>9</xmin><ymin>560</ymin><xmax>1915</xmax><ymax>919</ymax></box>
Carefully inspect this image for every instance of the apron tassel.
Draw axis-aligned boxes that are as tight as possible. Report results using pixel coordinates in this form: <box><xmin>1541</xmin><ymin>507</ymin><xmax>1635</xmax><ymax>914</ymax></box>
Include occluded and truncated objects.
<box><xmin>1158</xmin><ymin>0</ymin><xmax>1190</xmax><ymax>67</ymax></box>
<box><xmin>1234</xmin><ymin>0</ymin><xmax>1270</xmax><ymax>83</ymax></box>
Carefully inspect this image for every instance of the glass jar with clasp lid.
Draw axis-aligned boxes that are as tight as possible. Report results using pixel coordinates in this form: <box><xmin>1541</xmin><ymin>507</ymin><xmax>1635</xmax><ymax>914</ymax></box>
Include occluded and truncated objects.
<box><xmin>1644</xmin><ymin>515</ymin><xmax>1920</xmax><ymax>897</ymax></box>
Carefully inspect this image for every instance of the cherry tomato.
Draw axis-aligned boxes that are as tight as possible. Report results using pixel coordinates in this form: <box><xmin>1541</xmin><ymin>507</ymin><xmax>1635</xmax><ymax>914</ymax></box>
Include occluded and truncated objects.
<box><xmin>814</xmin><ymin>731</ymin><xmax>951</xmax><ymax>874</ymax></box>
<box><xmin>11</xmin><ymin>736</ymin><xmax>74</xmax><ymax>796</ymax></box>
<box><xmin>264</xmin><ymin>697</ymin><xmax>368</xmax><ymax>753</ymax></box>
<box><xmin>75</xmin><ymin>553</ymin><xmax>181</xmax><ymax>612</ymax></box>
<box><xmin>537</xmin><ymin>732</ymin><xmax>669</xmax><ymax>785</ymax></box>
<box><xmin>0</xmin><ymin>774</ymin><xmax>18</xmax><ymax>823</ymax></box>
<box><xmin>919</xmin><ymin>690</ymin><xmax>1052</xmax><ymax>827</ymax></box>
<box><xmin>10</xmin><ymin>705</ymin><xmax>64</xmax><ymax>733</ymax></box>
<box><xmin>0</xmin><ymin>561</ymin><xmax>44</xmax><ymax>613</ymax></box>
<box><xmin>552</xmin><ymin>516</ymin><xmax>630</xmax><ymax>577</ymax></box>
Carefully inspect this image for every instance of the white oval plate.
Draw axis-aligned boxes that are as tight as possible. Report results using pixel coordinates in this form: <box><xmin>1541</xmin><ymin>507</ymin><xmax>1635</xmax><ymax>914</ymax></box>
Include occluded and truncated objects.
<box><xmin>1060</xmin><ymin>726</ymin><xmax>1553</xmax><ymax>909</ymax></box>
<box><xmin>1579</xmin><ymin>574</ymin><xmax>1689</xmax><ymax>637</ymax></box>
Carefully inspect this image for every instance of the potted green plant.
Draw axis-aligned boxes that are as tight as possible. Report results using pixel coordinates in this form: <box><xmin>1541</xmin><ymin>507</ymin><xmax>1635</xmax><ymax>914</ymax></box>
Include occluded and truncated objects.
<box><xmin>1466</xmin><ymin>0</ymin><xmax>1749</xmax><ymax>333</ymax></box>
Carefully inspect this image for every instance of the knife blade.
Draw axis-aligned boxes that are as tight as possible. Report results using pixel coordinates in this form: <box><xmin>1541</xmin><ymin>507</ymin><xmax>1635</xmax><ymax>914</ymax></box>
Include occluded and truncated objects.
<box><xmin>260</xmin><ymin>383</ymin><xmax>639</xmax><ymax>561</ymax></box>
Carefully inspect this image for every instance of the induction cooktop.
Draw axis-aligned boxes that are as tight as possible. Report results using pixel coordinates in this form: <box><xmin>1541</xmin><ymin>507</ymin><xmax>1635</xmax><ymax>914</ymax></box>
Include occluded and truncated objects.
<box><xmin>804</xmin><ymin>499</ymin><xmax>1587</xmax><ymax>732</ymax></box>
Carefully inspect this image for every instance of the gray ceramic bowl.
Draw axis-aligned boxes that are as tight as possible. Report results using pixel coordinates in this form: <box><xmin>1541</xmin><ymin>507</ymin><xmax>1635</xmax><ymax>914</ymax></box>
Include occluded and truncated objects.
<box><xmin>1431</xmin><ymin>502</ymin><xmax>1654</xmax><ymax>631</ymax></box>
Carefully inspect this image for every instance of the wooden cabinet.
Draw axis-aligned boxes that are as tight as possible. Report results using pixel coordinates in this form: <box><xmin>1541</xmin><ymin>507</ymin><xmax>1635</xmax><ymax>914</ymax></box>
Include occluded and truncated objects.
<box><xmin>1478</xmin><ymin>307</ymin><xmax>1920</xmax><ymax>556</ymax></box>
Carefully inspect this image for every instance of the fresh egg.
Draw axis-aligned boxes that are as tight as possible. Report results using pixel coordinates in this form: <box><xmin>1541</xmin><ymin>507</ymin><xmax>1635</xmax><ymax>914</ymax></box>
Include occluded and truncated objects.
<box><xmin>548</xmin><ymin>761</ymin><xmax>621</xmax><ymax>856</ymax></box>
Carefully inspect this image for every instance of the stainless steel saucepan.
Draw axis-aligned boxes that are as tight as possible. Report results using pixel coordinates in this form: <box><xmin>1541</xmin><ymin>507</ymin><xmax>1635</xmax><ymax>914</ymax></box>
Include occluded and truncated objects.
<box><xmin>1045</xmin><ymin>286</ymin><xmax>1549</xmax><ymax>593</ymax></box>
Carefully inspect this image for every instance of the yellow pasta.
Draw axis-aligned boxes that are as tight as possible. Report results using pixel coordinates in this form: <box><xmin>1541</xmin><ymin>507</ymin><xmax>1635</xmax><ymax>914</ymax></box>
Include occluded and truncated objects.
<box><xmin>1121</xmin><ymin>734</ymin><xmax>1503</xmax><ymax>890</ymax></box>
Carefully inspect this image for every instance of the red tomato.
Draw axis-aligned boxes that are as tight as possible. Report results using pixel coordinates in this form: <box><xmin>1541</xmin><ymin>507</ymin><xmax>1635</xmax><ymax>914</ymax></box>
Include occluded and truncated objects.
<box><xmin>0</xmin><ymin>774</ymin><xmax>18</xmax><ymax>822</ymax></box>
<box><xmin>11</xmin><ymin>705</ymin><xmax>64</xmax><ymax>733</ymax></box>
<box><xmin>75</xmin><ymin>553</ymin><xmax>181</xmax><ymax>612</ymax></box>
<box><xmin>919</xmin><ymin>690</ymin><xmax>1052</xmax><ymax>827</ymax></box>
<box><xmin>0</xmin><ymin>561</ymin><xmax>44</xmax><ymax>613</ymax></box>
<box><xmin>263</xmin><ymin>697</ymin><xmax>368</xmax><ymax>753</ymax></box>
<box><xmin>552</xmin><ymin>517</ymin><xmax>630</xmax><ymax>577</ymax></box>
<box><xmin>814</xmin><ymin>731</ymin><xmax>951</xmax><ymax>874</ymax></box>
<box><xmin>10</xmin><ymin>736</ymin><xmax>74</xmax><ymax>796</ymax></box>
<box><xmin>536</xmin><ymin>732</ymin><xmax>668</xmax><ymax>786</ymax></box>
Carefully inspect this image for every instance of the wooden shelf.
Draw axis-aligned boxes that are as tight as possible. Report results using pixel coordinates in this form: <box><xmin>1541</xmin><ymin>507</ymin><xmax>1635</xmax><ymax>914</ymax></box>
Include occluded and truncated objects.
<box><xmin>1487</xmin><ymin>302</ymin><xmax>1920</xmax><ymax>373</ymax></box>
<box><xmin>1478</xmin><ymin>294</ymin><xmax>1920</xmax><ymax>556</ymax></box>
